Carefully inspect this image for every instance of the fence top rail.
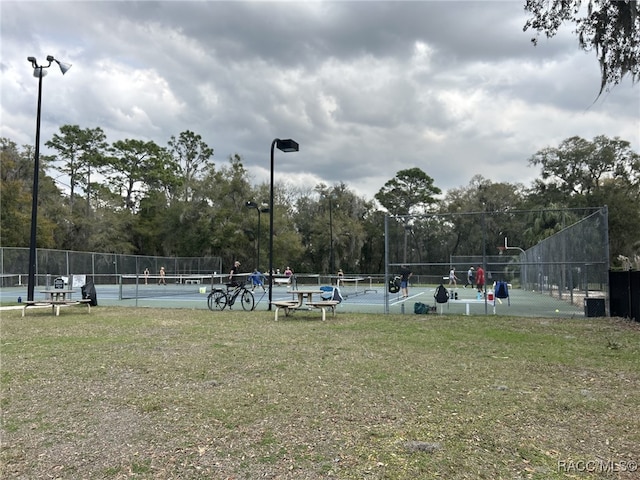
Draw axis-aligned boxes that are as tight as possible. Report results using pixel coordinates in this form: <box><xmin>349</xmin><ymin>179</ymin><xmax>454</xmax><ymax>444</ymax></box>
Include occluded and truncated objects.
<box><xmin>387</xmin><ymin>206</ymin><xmax>605</xmax><ymax>221</ymax></box>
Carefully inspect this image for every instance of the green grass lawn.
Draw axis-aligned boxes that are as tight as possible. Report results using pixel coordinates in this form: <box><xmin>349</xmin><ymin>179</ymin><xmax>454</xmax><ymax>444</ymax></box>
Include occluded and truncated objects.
<box><xmin>1</xmin><ymin>307</ymin><xmax>638</xmax><ymax>479</ymax></box>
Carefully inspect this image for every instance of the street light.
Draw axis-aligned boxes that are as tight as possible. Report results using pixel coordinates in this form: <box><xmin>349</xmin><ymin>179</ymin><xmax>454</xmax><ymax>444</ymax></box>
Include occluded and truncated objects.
<box><xmin>26</xmin><ymin>55</ymin><xmax>71</xmax><ymax>301</ymax></box>
<box><xmin>268</xmin><ymin>138</ymin><xmax>299</xmax><ymax>310</ymax></box>
<box><xmin>245</xmin><ymin>201</ymin><xmax>269</xmax><ymax>271</ymax></box>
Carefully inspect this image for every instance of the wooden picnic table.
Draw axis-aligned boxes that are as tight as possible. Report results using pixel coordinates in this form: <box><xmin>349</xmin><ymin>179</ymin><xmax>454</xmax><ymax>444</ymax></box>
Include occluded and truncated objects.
<box><xmin>40</xmin><ymin>289</ymin><xmax>76</xmax><ymax>301</ymax></box>
<box><xmin>22</xmin><ymin>289</ymin><xmax>92</xmax><ymax>317</ymax></box>
<box><xmin>271</xmin><ymin>289</ymin><xmax>338</xmax><ymax>321</ymax></box>
<box><xmin>289</xmin><ymin>289</ymin><xmax>323</xmax><ymax>306</ymax></box>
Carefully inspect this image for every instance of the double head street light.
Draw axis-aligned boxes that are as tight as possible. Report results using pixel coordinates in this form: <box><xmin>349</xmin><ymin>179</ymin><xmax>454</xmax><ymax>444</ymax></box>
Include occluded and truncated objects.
<box><xmin>268</xmin><ymin>138</ymin><xmax>299</xmax><ymax>310</ymax></box>
<box><xmin>245</xmin><ymin>201</ymin><xmax>270</xmax><ymax>272</ymax></box>
<box><xmin>26</xmin><ymin>56</ymin><xmax>71</xmax><ymax>301</ymax></box>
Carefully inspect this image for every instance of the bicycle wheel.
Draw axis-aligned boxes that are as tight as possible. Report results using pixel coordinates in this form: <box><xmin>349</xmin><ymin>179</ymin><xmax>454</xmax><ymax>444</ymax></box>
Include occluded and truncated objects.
<box><xmin>208</xmin><ymin>290</ymin><xmax>228</xmax><ymax>311</ymax></box>
<box><xmin>240</xmin><ymin>289</ymin><xmax>255</xmax><ymax>311</ymax></box>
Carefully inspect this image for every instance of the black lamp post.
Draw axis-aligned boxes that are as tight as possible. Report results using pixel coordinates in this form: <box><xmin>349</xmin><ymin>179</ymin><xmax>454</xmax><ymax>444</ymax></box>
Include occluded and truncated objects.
<box><xmin>26</xmin><ymin>55</ymin><xmax>71</xmax><ymax>301</ymax></box>
<box><xmin>245</xmin><ymin>201</ymin><xmax>269</xmax><ymax>271</ymax></box>
<box><xmin>268</xmin><ymin>138</ymin><xmax>299</xmax><ymax>310</ymax></box>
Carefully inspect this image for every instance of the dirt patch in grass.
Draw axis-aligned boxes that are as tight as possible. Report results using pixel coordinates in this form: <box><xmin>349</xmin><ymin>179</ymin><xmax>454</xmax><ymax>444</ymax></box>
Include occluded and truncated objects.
<box><xmin>1</xmin><ymin>308</ymin><xmax>639</xmax><ymax>479</ymax></box>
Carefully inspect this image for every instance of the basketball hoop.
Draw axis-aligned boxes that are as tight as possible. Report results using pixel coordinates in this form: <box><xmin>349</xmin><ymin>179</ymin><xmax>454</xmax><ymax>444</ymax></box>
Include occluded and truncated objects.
<box><xmin>504</xmin><ymin>236</ymin><xmax>526</xmax><ymax>254</ymax></box>
<box><xmin>498</xmin><ymin>246</ymin><xmax>505</xmax><ymax>255</ymax></box>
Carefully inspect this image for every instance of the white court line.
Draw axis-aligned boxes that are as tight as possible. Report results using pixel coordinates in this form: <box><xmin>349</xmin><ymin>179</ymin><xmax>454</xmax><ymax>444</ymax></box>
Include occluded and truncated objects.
<box><xmin>390</xmin><ymin>293</ymin><xmax>422</xmax><ymax>306</ymax></box>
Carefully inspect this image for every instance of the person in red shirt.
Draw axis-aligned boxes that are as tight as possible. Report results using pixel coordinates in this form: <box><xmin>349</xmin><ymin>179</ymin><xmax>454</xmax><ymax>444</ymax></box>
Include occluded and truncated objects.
<box><xmin>475</xmin><ymin>265</ymin><xmax>485</xmax><ymax>293</ymax></box>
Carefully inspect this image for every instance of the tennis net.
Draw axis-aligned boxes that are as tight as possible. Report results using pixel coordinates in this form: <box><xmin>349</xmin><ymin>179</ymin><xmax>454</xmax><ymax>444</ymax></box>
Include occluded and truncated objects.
<box><xmin>337</xmin><ymin>276</ymin><xmax>376</xmax><ymax>297</ymax></box>
<box><xmin>119</xmin><ymin>274</ymin><xmax>221</xmax><ymax>300</ymax></box>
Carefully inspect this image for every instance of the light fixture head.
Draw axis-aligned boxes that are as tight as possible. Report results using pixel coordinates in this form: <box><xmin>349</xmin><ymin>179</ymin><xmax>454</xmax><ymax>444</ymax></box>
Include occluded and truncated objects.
<box><xmin>276</xmin><ymin>139</ymin><xmax>299</xmax><ymax>153</ymax></box>
<box><xmin>32</xmin><ymin>67</ymin><xmax>48</xmax><ymax>78</ymax></box>
<box><xmin>27</xmin><ymin>56</ymin><xmax>71</xmax><ymax>75</ymax></box>
<box><xmin>55</xmin><ymin>60</ymin><xmax>72</xmax><ymax>75</ymax></box>
<box><xmin>246</xmin><ymin>201</ymin><xmax>258</xmax><ymax>209</ymax></box>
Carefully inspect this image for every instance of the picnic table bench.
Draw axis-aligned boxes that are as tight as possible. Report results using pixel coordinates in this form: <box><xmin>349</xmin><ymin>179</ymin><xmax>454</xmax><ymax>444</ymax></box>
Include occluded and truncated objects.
<box><xmin>271</xmin><ymin>300</ymin><xmax>340</xmax><ymax>321</ymax></box>
<box><xmin>271</xmin><ymin>300</ymin><xmax>300</xmax><ymax>320</ymax></box>
<box><xmin>22</xmin><ymin>298</ymin><xmax>93</xmax><ymax>317</ymax></box>
<box><xmin>305</xmin><ymin>300</ymin><xmax>339</xmax><ymax>321</ymax></box>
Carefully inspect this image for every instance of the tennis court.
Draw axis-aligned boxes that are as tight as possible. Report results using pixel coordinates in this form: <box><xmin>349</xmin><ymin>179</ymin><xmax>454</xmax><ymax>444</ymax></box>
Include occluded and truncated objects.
<box><xmin>1</xmin><ymin>277</ymin><xmax>590</xmax><ymax>318</ymax></box>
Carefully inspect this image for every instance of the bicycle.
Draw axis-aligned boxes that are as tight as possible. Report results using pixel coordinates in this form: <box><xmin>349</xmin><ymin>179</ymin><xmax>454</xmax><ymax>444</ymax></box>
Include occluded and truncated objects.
<box><xmin>207</xmin><ymin>281</ymin><xmax>255</xmax><ymax>311</ymax></box>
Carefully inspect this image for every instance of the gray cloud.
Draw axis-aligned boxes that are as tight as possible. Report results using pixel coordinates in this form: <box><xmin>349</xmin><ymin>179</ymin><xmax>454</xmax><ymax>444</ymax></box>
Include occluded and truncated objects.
<box><xmin>2</xmin><ymin>1</ymin><xmax>638</xmax><ymax>201</ymax></box>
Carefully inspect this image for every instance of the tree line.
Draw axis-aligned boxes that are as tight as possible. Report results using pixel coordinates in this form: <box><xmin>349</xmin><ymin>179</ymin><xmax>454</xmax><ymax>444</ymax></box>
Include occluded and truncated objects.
<box><xmin>1</xmin><ymin>129</ymin><xmax>638</xmax><ymax>274</ymax></box>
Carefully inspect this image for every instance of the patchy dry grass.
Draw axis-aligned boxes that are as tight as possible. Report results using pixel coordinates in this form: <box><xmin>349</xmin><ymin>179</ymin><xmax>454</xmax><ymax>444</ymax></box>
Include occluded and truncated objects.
<box><xmin>1</xmin><ymin>308</ymin><xmax>639</xmax><ymax>479</ymax></box>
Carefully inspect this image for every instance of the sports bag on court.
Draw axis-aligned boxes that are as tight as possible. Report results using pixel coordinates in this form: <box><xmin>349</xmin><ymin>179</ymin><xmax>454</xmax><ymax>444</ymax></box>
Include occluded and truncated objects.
<box><xmin>495</xmin><ymin>281</ymin><xmax>509</xmax><ymax>299</ymax></box>
<box><xmin>434</xmin><ymin>284</ymin><xmax>449</xmax><ymax>304</ymax></box>
<box><xmin>414</xmin><ymin>302</ymin><xmax>429</xmax><ymax>314</ymax></box>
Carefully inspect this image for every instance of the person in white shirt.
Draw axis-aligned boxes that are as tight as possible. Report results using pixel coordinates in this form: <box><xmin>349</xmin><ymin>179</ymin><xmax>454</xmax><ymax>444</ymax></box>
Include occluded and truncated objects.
<box><xmin>448</xmin><ymin>267</ymin><xmax>459</xmax><ymax>287</ymax></box>
<box><xmin>465</xmin><ymin>267</ymin><xmax>475</xmax><ymax>288</ymax></box>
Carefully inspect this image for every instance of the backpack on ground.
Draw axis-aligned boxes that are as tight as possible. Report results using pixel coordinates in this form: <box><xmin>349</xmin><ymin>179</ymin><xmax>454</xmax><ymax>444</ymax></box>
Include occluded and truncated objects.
<box><xmin>434</xmin><ymin>284</ymin><xmax>449</xmax><ymax>304</ymax></box>
<box><xmin>414</xmin><ymin>302</ymin><xmax>429</xmax><ymax>314</ymax></box>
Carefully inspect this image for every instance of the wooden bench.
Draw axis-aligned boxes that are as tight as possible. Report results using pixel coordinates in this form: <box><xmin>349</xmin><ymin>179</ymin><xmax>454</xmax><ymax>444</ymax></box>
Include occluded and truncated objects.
<box><xmin>22</xmin><ymin>298</ymin><xmax>93</xmax><ymax>317</ymax></box>
<box><xmin>306</xmin><ymin>300</ymin><xmax>339</xmax><ymax>321</ymax></box>
<box><xmin>271</xmin><ymin>301</ymin><xmax>300</xmax><ymax>321</ymax></box>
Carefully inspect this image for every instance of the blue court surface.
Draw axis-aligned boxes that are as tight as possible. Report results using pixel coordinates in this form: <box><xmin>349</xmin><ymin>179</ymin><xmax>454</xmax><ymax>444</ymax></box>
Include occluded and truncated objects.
<box><xmin>1</xmin><ymin>280</ymin><xmax>587</xmax><ymax>318</ymax></box>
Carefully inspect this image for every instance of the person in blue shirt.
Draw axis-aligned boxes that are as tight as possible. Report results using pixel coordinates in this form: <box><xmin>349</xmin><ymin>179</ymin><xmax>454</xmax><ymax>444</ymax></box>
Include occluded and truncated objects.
<box><xmin>250</xmin><ymin>269</ymin><xmax>266</xmax><ymax>291</ymax></box>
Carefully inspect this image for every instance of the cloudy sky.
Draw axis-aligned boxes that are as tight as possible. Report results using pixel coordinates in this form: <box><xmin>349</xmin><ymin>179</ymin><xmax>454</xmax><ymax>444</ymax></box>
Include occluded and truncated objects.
<box><xmin>2</xmin><ymin>0</ymin><xmax>638</xmax><ymax>202</ymax></box>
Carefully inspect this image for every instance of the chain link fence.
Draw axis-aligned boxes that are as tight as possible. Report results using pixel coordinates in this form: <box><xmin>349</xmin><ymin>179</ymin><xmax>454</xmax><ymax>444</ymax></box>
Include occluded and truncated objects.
<box><xmin>0</xmin><ymin>247</ymin><xmax>222</xmax><ymax>288</ymax></box>
<box><xmin>384</xmin><ymin>207</ymin><xmax>609</xmax><ymax>316</ymax></box>
<box><xmin>1</xmin><ymin>207</ymin><xmax>610</xmax><ymax>318</ymax></box>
